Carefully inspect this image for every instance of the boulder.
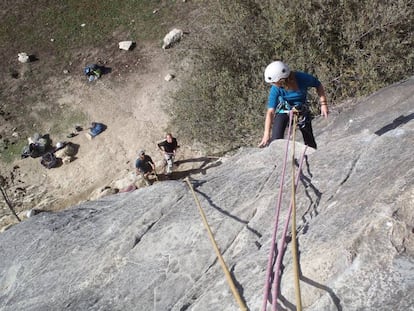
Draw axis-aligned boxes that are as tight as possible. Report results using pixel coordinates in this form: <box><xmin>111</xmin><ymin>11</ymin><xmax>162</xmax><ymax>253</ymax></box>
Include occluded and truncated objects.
<box><xmin>118</xmin><ymin>41</ymin><xmax>134</xmax><ymax>51</ymax></box>
<box><xmin>162</xmin><ymin>28</ymin><xmax>183</xmax><ymax>49</ymax></box>
<box><xmin>17</xmin><ymin>52</ymin><xmax>29</xmax><ymax>63</ymax></box>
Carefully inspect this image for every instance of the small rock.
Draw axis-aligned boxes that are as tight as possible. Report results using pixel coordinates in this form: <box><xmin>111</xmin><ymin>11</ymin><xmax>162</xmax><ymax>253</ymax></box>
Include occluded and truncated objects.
<box><xmin>164</xmin><ymin>74</ymin><xmax>175</xmax><ymax>81</ymax></box>
<box><xmin>119</xmin><ymin>41</ymin><xmax>134</xmax><ymax>51</ymax></box>
<box><xmin>162</xmin><ymin>28</ymin><xmax>183</xmax><ymax>49</ymax></box>
<box><xmin>26</xmin><ymin>209</ymin><xmax>43</xmax><ymax>218</ymax></box>
<box><xmin>63</xmin><ymin>69</ymin><xmax>69</xmax><ymax>74</ymax></box>
<box><xmin>18</xmin><ymin>52</ymin><xmax>30</xmax><ymax>63</ymax></box>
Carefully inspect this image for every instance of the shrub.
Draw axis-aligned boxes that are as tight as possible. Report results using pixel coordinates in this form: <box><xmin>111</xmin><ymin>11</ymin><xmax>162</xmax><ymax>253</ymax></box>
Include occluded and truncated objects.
<box><xmin>169</xmin><ymin>0</ymin><xmax>413</xmax><ymax>150</ymax></box>
<box><xmin>170</xmin><ymin>1</ymin><xmax>271</xmax><ymax>150</ymax></box>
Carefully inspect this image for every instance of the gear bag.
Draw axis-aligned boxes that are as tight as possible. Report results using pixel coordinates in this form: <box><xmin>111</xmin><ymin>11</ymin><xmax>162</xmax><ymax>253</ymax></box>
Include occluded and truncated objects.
<box><xmin>40</xmin><ymin>152</ymin><xmax>58</xmax><ymax>169</ymax></box>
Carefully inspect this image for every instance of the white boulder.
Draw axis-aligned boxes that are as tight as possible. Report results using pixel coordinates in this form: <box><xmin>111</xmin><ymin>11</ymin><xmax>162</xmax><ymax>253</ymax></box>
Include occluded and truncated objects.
<box><xmin>162</xmin><ymin>28</ymin><xmax>183</xmax><ymax>49</ymax></box>
<box><xmin>18</xmin><ymin>53</ymin><xmax>30</xmax><ymax>63</ymax></box>
<box><xmin>164</xmin><ymin>73</ymin><xmax>175</xmax><ymax>81</ymax></box>
<box><xmin>119</xmin><ymin>41</ymin><xmax>134</xmax><ymax>51</ymax></box>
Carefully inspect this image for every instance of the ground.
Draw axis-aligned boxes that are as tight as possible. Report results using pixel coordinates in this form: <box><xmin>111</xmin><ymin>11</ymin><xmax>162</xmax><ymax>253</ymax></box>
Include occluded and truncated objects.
<box><xmin>0</xmin><ymin>40</ymin><xmax>211</xmax><ymax>230</ymax></box>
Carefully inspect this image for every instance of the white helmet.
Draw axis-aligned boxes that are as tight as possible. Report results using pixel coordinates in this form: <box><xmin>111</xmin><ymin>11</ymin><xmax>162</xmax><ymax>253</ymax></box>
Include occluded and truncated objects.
<box><xmin>264</xmin><ymin>61</ymin><xmax>290</xmax><ymax>83</ymax></box>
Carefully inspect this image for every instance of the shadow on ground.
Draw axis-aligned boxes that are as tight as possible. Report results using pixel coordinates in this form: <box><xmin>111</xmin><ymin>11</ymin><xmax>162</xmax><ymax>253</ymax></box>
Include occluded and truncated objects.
<box><xmin>157</xmin><ymin>157</ymin><xmax>222</xmax><ymax>181</ymax></box>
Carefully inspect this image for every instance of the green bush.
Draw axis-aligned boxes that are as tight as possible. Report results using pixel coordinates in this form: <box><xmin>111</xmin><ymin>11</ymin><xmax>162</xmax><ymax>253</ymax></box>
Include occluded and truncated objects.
<box><xmin>169</xmin><ymin>0</ymin><xmax>413</xmax><ymax>150</ymax></box>
<box><xmin>170</xmin><ymin>1</ymin><xmax>272</xmax><ymax>150</ymax></box>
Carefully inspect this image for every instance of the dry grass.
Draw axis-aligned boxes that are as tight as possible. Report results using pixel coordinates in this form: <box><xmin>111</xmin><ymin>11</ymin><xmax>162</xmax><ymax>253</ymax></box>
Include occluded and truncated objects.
<box><xmin>0</xmin><ymin>0</ymin><xmax>201</xmax><ymax>162</ymax></box>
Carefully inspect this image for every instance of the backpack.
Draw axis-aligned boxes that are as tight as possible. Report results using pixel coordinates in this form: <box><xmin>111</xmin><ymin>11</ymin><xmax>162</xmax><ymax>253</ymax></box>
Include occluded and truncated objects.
<box><xmin>29</xmin><ymin>143</ymin><xmax>43</xmax><ymax>158</ymax></box>
<box><xmin>90</xmin><ymin>122</ymin><xmax>106</xmax><ymax>137</ymax></box>
<box><xmin>40</xmin><ymin>152</ymin><xmax>58</xmax><ymax>169</ymax></box>
<box><xmin>84</xmin><ymin>64</ymin><xmax>97</xmax><ymax>75</ymax></box>
<box><xmin>84</xmin><ymin>64</ymin><xmax>102</xmax><ymax>81</ymax></box>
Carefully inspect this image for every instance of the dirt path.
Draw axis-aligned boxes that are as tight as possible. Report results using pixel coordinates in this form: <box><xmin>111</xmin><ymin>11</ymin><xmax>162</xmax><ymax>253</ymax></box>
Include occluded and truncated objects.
<box><xmin>0</xmin><ymin>43</ymin><xmax>205</xmax><ymax>228</ymax></box>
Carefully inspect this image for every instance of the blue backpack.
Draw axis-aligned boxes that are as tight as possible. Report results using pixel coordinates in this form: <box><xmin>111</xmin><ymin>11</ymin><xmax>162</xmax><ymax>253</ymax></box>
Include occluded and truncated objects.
<box><xmin>84</xmin><ymin>64</ymin><xmax>102</xmax><ymax>81</ymax></box>
<box><xmin>90</xmin><ymin>122</ymin><xmax>106</xmax><ymax>137</ymax></box>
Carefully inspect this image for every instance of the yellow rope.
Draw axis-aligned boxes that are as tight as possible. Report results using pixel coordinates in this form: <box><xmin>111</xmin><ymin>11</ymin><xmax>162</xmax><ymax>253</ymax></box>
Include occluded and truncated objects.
<box><xmin>290</xmin><ymin>112</ymin><xmax>302</xmax><ymax>310</ymax></box>
<box><xmin>184</xmin><ymin>178</ymin><xmax>248</xmax><ymax>311</ymax></box>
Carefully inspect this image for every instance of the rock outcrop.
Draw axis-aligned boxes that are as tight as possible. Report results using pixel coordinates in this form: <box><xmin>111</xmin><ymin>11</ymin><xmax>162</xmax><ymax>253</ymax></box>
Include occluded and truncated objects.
<box><xmin>0</xmin><ymin>78</ymin><xmax>413</xmax><ymax>310</ymax></box>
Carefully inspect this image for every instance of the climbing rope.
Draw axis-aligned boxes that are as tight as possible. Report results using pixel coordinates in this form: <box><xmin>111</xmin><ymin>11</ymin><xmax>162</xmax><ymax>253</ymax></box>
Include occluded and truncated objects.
<box><xmin>184</xmin><ymin>178</ymin><xmax>247</xmax><ymax>311</ymax></box>
<box><xmin>272</xmin><ymin>144</ymin><xmax>307</xmax><ymax>311</ymax></box>
<box><xmin>262</xmin><ymin>109</ymin><xmax>307</xmax><ymax>311</ymax></box>
<box><xmin>261</xmin><ymin>111</ymin><xmax>294</xmax><ymax>311</ymax></box>
<box><xmin>290</xmin><ymin>113</ymin><xmax>303</xmax><ymax>311</ymax></box>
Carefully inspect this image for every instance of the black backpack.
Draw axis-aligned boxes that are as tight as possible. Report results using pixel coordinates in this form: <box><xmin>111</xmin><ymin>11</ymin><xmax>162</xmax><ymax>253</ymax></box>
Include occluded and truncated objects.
<box><xmin>40</xmin><ymin>152</ymin><xmax>57</xmax><ymax>169</ymax></box>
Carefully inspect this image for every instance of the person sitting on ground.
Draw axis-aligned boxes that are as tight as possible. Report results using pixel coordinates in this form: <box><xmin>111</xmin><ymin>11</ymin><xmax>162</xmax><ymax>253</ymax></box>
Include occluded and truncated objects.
<box><xmin>135</xmin><ymin>150</ymin><xmax>156</xmax><ymax>186</ymax></box>
<box><xmin>157</xmin><ymin>133</ymin><xmax>178</xmax><ymax>174</ymax></box>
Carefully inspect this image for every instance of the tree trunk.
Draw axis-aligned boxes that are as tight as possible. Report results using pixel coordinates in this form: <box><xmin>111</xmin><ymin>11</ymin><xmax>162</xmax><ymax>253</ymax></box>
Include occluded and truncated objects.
<box><xmin>0</xmin><ymin>186</ymin><xmax>21</xmax><ymax>222</ymax></box>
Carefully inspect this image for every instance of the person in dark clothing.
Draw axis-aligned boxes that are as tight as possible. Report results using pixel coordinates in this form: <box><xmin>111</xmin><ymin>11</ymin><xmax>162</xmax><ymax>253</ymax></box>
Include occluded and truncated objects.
<box><xmin>157</xmin><ymin>133</ymin><xmax>178</xmax><ymax>154</ymax></box>
<box><xmin>157</xmin><ymin>133</ymin><xmax>178</xmax><ymax>175</ymax></box>
<box><xmin>135</xmin><ymin>150</ymin><xmax>155</xmax><ymax>185</ymax></box>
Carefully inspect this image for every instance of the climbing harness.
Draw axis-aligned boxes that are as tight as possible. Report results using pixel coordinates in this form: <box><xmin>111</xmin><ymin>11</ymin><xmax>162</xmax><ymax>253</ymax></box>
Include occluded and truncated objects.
<box><xmin>261</xmin><ymin>110</ymin><xmax>307</xmax><ymax>311</ymax></box>
<box><xmin>185</xmin><ymin>178</ymin><xmax>247</xmax><ymax>311</ymax></box>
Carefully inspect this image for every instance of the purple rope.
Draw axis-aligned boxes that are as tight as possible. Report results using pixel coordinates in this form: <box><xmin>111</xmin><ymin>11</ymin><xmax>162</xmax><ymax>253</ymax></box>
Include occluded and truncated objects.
<box><xmin>261</xmin><ymin>111</ymin><xmax>294</xmax><ymax>311</ymax></box>
<box><xmin>272</xmin><ymin>146</ymin><xmax>307</xmax><ymax>311</ymax></box>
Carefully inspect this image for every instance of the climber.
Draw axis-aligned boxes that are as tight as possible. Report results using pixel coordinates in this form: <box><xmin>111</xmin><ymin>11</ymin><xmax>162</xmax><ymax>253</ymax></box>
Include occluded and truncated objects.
<box><xmin>258</xmin><ymin>61</ymin><xmax>329</xmax><ymax>149</ymax></box>
<box><xmin>157</xmin><ymin>133</ymin><xmax>178</xmax><ymax>175</ymax></box>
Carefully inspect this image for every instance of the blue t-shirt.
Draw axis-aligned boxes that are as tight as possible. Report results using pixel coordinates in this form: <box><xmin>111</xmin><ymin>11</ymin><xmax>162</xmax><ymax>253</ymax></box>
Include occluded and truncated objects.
<box><xmin>267</xmin><ymin>71</ymin><xmax>321</xmax><ymax>110</ymax></box>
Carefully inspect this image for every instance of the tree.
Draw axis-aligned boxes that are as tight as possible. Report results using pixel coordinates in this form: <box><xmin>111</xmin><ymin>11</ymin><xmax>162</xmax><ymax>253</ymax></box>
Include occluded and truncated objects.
<box><xmin>0</xmin><ymin>174</ymin><xmax>21</xmax><ymax>222</ymax></box>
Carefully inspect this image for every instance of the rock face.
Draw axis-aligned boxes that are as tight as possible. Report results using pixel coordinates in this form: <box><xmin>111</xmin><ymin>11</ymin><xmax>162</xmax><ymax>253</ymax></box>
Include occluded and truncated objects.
<box><xmin>0</xmin><ymin>78</ymin><xmax>413</xmax><ymax>311</ymax></box>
